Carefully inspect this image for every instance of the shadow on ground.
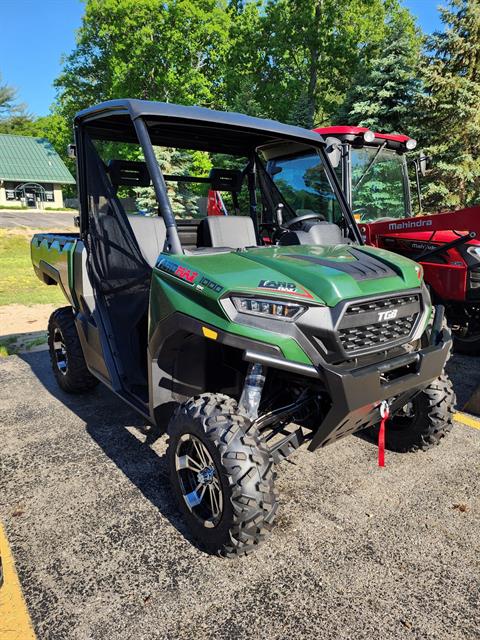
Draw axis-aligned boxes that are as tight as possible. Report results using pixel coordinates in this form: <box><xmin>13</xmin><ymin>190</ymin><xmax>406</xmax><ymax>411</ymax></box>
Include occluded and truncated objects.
<box><xmin>18</xmin><ymin>350</ymin><xmax>204</xmax><ymax>552</ymax></box>
<box><xmin>16</xmin><ymin>348</ymin><xmax>478</xmax><ymax>557</ymax></box>
<box><xmin>445</xmin><ymin>353</ymin><xmax>480</xmax><ymax>409</ymax></box>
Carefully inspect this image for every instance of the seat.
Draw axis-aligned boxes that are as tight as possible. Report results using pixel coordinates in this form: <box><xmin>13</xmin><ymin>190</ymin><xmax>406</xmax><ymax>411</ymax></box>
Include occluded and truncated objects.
<box><xmin>197</xmin><ymin>216</ymin><xmax>257</xmax><ymax>249</ymax></box>
<box><xmin>127</xmin><ymin>215</ymin><xmax>166</xmax><ymax>267</ymax></box>
<box><xmin>279</xmin><ymin>222</ymin><xmax>345</xmax><ymax>246</ymax></box>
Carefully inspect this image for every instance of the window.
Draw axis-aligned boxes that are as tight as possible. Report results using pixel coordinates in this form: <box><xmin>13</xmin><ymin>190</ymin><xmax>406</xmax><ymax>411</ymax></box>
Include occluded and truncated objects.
<box><xmin>269</xmin><ymin>152</ymin><xmax>341</xmax><ymax>224</ymax></box>
<box><xmin>351</xmin><ymin>147</ymin><xmax>409</xmax><ymax>221</ymax></box>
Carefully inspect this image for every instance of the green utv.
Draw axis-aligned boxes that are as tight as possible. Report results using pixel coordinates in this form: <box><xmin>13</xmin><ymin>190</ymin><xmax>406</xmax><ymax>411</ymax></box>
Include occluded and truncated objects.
<box><xmin>31</xmin><ymin>100</ymin><xmax>454</xmax><ymax>557</ymax></box>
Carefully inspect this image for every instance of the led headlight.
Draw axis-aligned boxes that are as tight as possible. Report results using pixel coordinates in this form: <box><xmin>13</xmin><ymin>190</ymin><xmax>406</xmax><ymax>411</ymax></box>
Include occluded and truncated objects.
<box><xmin>232</xmin><ymin>297</ymin><xmax>307</xmax><ymax>321</ymax></box>
<box><xmin>406</xmin><ymin>138</ymin><xmax>417</xmax><ymax>150</ymax></box>
<box><xmin>467</xmin><ymin>246</ymin><xmax>480</xmax><ymax>259</ymax></box>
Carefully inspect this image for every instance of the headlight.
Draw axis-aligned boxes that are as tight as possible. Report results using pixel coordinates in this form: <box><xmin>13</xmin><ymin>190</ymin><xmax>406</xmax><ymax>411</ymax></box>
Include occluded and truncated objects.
<box><xmin>467</xmin><ymin>246</ymin><xmax>480</xmax><ymax>260</ymax></box>
<box><xmin>363</xmin><ymin>130</ymin><xmax>375</xmax><ymax>143</ymax></box>
<box><xmin>231</xmin><ymin>296</ymin><xmax>307</xmax><ymax>321</ymax></box>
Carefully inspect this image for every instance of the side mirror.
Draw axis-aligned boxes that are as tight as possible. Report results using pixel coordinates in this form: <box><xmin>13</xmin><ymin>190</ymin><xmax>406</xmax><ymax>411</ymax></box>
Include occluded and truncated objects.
<box><xmin>67</xmin><ymin>144</ymin><xmax>77</xmax><ymax>159</ymax></box>
<box><xmin>325</xmin><ymin>137</ymin><xmax>342</xmax><ymax>169</ymax></box>
<box><xmin>419</xmin><ymin>152</ymin><xmax>428</xmax><ymax>177</ymax></box>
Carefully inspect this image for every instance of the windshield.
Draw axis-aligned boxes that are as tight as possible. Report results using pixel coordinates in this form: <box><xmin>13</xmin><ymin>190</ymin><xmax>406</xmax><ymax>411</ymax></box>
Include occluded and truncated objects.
<box><xmin>351</xmin><ymin>147</ymin><xmax>410</xmax><ymax>221</ymax></box>
<box><xmin>268</xmin><ymin>152</ymin><xmax>342</xmax><ymax>224</ymax></box>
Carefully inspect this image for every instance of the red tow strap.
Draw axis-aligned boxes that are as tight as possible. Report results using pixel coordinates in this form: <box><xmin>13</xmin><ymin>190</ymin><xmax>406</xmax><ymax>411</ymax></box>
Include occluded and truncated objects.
<box><xmin>378</xmin><ymin>401</ymin><xmax>389</xmax><ymax>467</ymax></box>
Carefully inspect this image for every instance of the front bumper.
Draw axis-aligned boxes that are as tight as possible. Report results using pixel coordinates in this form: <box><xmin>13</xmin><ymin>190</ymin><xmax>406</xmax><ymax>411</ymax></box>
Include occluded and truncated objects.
<box><xmin>308</xmin><ymin>308</ymin><xmax>451</xmax><ymax>450</ymax></box>
<box><xmin>245</xmin><ymin>305</ymin><xmax>451</xmax><ymax>452</ymax></box>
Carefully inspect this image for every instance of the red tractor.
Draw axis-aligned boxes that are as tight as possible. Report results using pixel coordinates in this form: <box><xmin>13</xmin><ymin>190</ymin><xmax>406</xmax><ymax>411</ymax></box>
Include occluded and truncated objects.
<box><xmin>208</xmin><ymin>125</ymin><xmax>480</xmax><ymax>353</ymax></box>
<box><xmin>313</xmin><ymin>126</ymin><xmax>480</xmax><ymax>354</ymax></box>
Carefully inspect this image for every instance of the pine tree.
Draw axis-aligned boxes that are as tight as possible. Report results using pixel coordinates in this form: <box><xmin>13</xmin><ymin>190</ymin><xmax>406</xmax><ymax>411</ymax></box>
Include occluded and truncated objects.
<box><xmin>417</xmin><ymin>0</ymin><xmax>480</xmax><ymax>211</ymax></box>
<box><xmin>338</xmin><ymin>10</ymin><xmax>422</xmax><ymax>133</ymax></box>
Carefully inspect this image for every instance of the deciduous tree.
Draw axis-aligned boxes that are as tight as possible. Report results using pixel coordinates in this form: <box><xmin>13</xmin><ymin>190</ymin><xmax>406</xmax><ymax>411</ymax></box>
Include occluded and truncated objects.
<box><xmin>55</xmin><ymin>0</ymin><xmax>232</xmax><ymax>122</ymax></box>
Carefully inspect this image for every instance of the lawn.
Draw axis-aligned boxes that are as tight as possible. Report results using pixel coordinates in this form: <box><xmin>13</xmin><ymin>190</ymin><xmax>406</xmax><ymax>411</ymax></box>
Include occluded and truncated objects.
<box><xmin>0</xmin><ymin>229</ymin><xmax>66</xmax><ymax>306</ymax></box>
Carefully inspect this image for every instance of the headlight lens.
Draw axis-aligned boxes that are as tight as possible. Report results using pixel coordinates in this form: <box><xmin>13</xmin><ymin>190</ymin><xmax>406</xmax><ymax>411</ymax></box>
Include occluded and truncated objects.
<box><xmin>467</xmin><ymin>246</ymin><xmax>480</xmax><ymax>260</ymax></box>
<box><xmin>232</xmin><ymin>296</ymin><xmax>307</xmax><ymax>321</ymax></box>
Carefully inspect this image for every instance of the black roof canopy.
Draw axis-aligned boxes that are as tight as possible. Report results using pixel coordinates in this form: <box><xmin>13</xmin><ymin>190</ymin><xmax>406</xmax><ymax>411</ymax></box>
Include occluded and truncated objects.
<box><xmin>74</xmin><ymin>99</ymin><xmax>325</xmax><ymax>154</ymax></box>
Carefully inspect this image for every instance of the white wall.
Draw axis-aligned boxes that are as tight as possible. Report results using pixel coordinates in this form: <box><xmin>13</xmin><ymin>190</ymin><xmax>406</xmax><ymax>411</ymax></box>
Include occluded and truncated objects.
<box><xmin>52</xmin><ymin>184</ymin><xmax>64</xmax><ymax>208</ymax></box>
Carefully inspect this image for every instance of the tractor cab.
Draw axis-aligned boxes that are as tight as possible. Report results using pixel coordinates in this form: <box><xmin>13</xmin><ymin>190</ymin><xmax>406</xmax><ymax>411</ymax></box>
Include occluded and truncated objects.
<box><xmin>317</xmin><ymin>126</ymin><xmax>417</xmax><ymax>223</ymax></box>
<box><xmin>221</xmin><ymin>125</ymin><xmax>417</xmax><ymax>243</ymax></box>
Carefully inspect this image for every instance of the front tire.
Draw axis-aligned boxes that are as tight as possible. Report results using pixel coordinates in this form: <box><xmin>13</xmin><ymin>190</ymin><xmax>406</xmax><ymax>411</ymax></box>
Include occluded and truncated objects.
<box><xmin>48</xmin><ymin>307</ymin><xmax>99</xmax><ymax>393</ymax></box>
<box><xmin>167</xmin><ymin>393</ymin><xmax>278</xmax><ymax>557</ymax></box>
<box><xmin>369</xmin><ymin>374</ymin><xmax>455</xmax><ymax>452</ymax></box>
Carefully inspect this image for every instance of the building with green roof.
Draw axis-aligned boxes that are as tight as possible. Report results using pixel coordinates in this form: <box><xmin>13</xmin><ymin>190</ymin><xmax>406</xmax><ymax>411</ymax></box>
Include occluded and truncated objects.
<box><xmin>0</xmin><ymin>134</ymin><xmax>75</xmax><ymax>209</ymax></box>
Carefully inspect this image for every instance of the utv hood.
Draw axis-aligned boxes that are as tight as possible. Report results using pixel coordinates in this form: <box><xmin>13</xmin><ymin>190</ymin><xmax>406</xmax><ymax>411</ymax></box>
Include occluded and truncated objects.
<box><xmin>159</xmin><ymin>244</ymin><xmax>423</xmax><ymax>308</ymax></box>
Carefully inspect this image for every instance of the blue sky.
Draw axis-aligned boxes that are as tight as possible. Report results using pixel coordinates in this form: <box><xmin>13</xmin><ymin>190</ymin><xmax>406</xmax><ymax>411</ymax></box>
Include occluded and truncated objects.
<box><xmin>0</xmin><ymin>0</ymin><xmax>444</xmax><ymax>117</ymax></box>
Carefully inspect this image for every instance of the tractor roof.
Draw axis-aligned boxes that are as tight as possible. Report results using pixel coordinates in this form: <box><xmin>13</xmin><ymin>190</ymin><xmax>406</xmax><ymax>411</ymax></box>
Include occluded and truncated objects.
<box><xmin>314</xmin><ymin>126</ymin><xmax>413</xmax><ymax>151</ymax></box>
<box><xmin>74</xmin><ymin>99</ymin><xmax>326</xmax><ymax>155</ymax></box>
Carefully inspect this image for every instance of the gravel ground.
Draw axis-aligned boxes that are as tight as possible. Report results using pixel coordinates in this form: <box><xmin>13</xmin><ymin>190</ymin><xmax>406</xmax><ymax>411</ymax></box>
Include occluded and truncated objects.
<box><xmin>0</xmin><ymin>351</ymin><xmax>479</xmax><ymax>640</ymax></box>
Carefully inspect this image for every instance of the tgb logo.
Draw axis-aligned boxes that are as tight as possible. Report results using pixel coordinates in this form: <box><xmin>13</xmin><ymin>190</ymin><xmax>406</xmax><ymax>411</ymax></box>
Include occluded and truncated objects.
<box><xmin>378</xmin><ymin>309</ymin><xmax>398</xmax><ymax>322</ymax></box>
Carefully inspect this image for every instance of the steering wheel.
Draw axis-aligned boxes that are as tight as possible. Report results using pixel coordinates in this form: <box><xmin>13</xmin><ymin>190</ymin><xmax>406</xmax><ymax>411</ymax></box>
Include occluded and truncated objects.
<box><xmin>283</xmin><ymin>212</ymin><xmax>326</xmax><ymax>230</ymax></box>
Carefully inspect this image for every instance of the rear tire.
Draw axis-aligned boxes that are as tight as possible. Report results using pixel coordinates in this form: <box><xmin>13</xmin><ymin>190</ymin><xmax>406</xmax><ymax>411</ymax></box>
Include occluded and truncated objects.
<box><xmin>48</xmin><ymin>307</ymin><xmax>98</xmax><ymax>393</ymax></box>
<box><xmin>368</xmin><ymin>374</ymin><xmax>455</xmax><ymax>452</ymax></box>
<box><xmin>167</xmin><ymin>393</ymin><xmax>278</xmax><ymax>557</ymax></box>
<box><xmin>452</xmin><ymin>333</ymin><xmax>480</xmax><ymax>355</ymax></box>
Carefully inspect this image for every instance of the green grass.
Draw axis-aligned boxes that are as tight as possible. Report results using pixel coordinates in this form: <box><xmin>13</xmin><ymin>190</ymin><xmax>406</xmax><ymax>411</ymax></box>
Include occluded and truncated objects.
<box><xmin>0</xmin><ymin>230</ymin><xmax>66</xmax><ymax>305</ymax></box>
<box><xmin>0</xmin><ymin>333</ymin><xmax>48</xmax><ymax>357</ymax></box>
<box><xmin>0</xmin><ymin>204</ymin><xmax>28</xmax><ymax>210</ymax></box>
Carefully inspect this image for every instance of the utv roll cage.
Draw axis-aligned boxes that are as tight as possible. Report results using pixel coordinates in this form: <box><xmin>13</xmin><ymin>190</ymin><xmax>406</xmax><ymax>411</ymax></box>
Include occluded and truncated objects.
<box><xmin>73</xmin><ymin>99</ymin><xmax>362</xmax><ymax>250</ymax></box>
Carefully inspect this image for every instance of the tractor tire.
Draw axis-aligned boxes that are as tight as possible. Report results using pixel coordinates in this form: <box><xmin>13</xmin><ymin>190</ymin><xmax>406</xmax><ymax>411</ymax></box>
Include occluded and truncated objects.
<box><xmin>47</xmin><ymin>307</ymin><xmax>99</xmax><ymax>393</ymax></box>
<box><xmin>367</xmin><ymin>374</ymin><xmax>455</xmax><ymax>452</ymax></box>
<box><xmin>167</xmin><ymin>393</ymin><xmax>278</xmax><ymax>557</ymax></box>
<box><xmin>452</xmin><ymin>333</ymin><xmax>480</xmax><ymax>356</ymax></box>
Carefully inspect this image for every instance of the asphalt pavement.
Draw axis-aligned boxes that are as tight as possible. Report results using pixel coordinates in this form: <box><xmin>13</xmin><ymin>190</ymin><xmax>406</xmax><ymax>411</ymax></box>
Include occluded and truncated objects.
<box><xmin>0</xmin><ymin>350</ymin><xmax>479</xmax><ymax>640</ymax></box>
<box><xmin>0</xmin><ymin>210</ymin><xmax>77</xmax><ymax>229</ymax></box>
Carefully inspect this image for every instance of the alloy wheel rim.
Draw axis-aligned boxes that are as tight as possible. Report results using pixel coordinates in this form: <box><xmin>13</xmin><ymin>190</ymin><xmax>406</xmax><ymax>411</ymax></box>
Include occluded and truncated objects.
<box><xmin>53</xmin><ymin>328</ymin><xmax>68</xmax><ymax>375</ymax></box>
<box><xmin>175</xmin><ymin>433</ymin><xmax>224</xmax><ymax>528</ymax></box>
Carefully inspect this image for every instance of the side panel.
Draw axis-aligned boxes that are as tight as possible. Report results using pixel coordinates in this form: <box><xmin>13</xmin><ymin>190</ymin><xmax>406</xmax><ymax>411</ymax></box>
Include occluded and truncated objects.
<box><xmin>31</xmin><ymin>233</ymin><xmax>78</xmax><ymax>305</ymax></box>
<box><xmin>31</xmin><ymin>232</ymin><xmax>114</xmax><ymax>386</ymax></box>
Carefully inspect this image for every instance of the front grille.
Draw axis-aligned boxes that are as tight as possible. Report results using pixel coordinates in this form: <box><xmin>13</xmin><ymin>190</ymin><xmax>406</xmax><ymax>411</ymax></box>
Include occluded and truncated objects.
<box><xmin>344</xmin><ymin>294</ymin><xmax>419</xmax><ymax>316</ymax></box>
<box><xmin>338</xmin><ymin>293</ymin><xmax>421</xmax><ymax>356</ymax></box>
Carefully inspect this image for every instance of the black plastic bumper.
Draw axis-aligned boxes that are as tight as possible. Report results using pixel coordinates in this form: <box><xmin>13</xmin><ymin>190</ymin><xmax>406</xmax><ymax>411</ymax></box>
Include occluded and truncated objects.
<box><xmin>308</xmin><ymin>319</ymin><xmax>452</xmax><ymax>451</ymax></box>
